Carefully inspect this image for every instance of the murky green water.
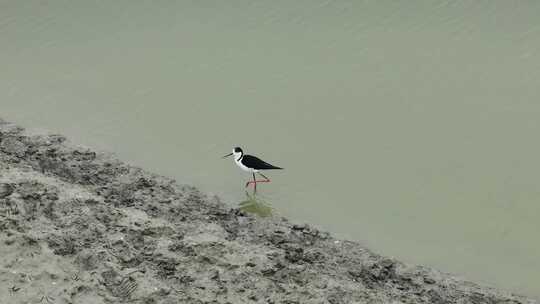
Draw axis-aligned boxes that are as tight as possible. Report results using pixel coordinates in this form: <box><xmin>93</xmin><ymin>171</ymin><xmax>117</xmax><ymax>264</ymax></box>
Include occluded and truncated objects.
<box><xmin>2</xmin><ymin>1</ymin><xmax>540</xmax><ymax>297</ymax></box>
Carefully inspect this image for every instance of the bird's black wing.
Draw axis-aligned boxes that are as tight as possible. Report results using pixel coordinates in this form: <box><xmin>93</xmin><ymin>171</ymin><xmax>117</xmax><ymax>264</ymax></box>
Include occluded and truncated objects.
<box><xmin>242</xmin><ymin>155</ymin><xmax>283</xmax><ymax>170</ymax></box>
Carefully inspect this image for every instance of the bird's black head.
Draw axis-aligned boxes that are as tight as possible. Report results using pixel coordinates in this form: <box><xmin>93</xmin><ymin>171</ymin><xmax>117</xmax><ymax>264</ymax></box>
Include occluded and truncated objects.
<box><xmin>222</xmin><ymin>147</ymin><xmax>243</xmax><ymax>159</ymax></box>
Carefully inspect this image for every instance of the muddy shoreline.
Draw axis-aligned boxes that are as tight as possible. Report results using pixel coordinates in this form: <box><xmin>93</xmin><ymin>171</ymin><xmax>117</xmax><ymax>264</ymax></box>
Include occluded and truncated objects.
<box><xmin>0</xmin><ymin>118</ymin><xmax>537</xmax><ymax>304</ymax></box>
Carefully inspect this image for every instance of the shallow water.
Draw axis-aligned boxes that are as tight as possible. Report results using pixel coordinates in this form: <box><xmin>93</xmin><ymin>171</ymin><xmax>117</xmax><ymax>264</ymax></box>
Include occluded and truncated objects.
<box><xmin>1</xmin><ymin>0</ymin><xmax>540</xmax><ymax>297</ymax></box>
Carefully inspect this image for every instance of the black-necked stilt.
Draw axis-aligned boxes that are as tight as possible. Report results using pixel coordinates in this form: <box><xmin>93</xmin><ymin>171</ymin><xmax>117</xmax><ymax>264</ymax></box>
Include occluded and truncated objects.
<box><xmin>223</xmin><ymin>147</ymin><xmax>283</xmax><ymax>191</ymax></box>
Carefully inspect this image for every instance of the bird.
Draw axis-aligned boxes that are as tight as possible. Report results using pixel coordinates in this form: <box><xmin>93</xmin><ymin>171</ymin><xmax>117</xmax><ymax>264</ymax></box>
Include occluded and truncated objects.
<box><xmin>223</xmin><ymin>147</ymin><xmax>283</xmax><ymax>191</ymax></box>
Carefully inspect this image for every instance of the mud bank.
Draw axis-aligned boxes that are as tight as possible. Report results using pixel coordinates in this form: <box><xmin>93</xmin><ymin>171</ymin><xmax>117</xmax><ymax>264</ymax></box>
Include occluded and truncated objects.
<box><xmin>0</xmin><ymin>119</ymin><xmax>536</xmax><ymax>304</ymax></box>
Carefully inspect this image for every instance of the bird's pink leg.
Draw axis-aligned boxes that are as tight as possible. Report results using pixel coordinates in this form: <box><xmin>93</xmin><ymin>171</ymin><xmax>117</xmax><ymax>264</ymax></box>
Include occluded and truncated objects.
<box><xmin>245</xmin><ymin>172</ymin><xmax>258</xmax><ymax>189</ymax></box>
<box><xmin>245</xmin><ymin>173</ymin><xmax>270</xmax><ymax>191</ymax></box>
<box><xmin>256</xmin><ymin>172</ymin><xmax>271</xmax><ymax>184</ymax></box>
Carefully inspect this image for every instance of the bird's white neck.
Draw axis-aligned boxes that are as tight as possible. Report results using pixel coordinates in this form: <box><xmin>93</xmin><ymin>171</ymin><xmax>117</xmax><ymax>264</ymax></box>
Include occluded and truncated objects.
<box><xmin>233</xmin><ymin>151</ymin><xmax>243</xmax><ymax>162</ymax></box>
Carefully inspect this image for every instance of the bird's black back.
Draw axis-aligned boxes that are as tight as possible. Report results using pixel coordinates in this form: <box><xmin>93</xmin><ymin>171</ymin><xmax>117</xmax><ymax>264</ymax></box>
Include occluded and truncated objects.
<box><xmin>241</xmin><ymin>155</ymin><xmax>283</xmax><ymax>170</ymax></box>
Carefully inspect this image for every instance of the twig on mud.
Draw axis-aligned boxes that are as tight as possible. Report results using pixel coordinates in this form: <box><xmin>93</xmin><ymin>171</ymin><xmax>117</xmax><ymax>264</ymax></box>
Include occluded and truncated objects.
<box><xmin>170</xmin><ymin>285</ymin><xmax>186</xmax><ymax>295</ymax></box>
<box><xmin>105</xmin><ymin>240</ymin><xmax>122</xmax><ymax>260</ymax></box>
<box><xmin>113</xmin><ymin>276</ymin><xmax>138</xmax><ymax>298</ymax></box>
<box><xmin>123</xmin><ymin>269</ymin><xmax>144</xmax><ymax>277</ymax></box>
<box><xmin>40</xmin><ymin>294</ymin><xmax>55</xmax><ymax>304</ymax></box>
<box><xmin>9</xmin><ymin>285</ymin><xmax>21</xmax><ymax>295</ymax></box>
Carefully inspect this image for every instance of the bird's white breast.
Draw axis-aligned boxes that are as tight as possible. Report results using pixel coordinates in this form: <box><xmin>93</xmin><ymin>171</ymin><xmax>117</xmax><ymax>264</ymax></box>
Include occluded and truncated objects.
<box><xmin>235</xmin><ymin>157</ymin><xmax>256</xmax><ymax>172</ymax></box>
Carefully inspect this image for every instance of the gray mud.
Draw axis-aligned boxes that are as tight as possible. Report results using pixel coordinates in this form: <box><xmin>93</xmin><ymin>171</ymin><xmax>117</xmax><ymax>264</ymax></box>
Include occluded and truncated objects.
<box><xmin>0</xmin><ymin>118</ymin><xmax>537</xmax><ymax>304</ymax></box>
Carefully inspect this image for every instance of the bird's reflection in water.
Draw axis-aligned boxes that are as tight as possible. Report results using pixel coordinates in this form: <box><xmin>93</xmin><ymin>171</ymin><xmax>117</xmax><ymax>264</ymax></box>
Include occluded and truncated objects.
<box><xmin>238</xmin><ymin>192</ymin><xmax>273</xmax><ymax>217</ymax></box>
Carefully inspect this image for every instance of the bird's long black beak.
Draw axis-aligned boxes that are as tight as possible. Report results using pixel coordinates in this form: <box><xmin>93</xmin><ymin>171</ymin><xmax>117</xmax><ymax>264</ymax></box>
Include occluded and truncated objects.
<box><xmin>222</xmin><ymin>153</ymin><xmax>233</xmax><ymax>159</ymax></box>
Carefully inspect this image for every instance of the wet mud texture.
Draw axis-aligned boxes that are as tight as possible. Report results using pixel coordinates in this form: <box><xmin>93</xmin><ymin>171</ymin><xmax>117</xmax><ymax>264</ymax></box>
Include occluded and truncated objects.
<box><xmin>0</xmin><ymin>119</ymin><xmax>537</xmax><ymax>304</ymax></box>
